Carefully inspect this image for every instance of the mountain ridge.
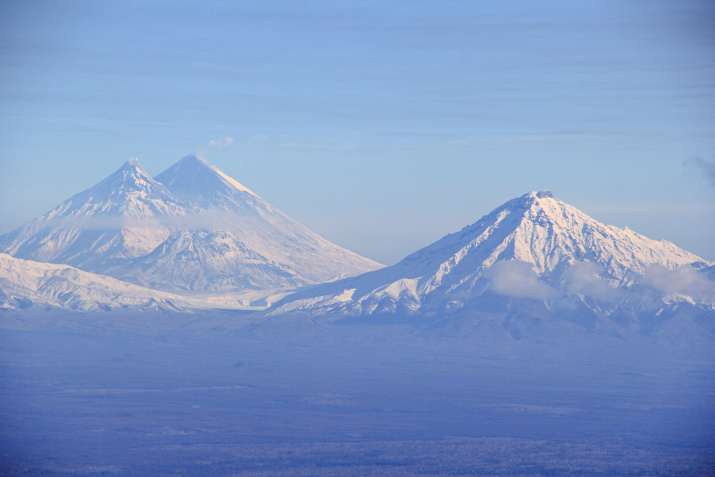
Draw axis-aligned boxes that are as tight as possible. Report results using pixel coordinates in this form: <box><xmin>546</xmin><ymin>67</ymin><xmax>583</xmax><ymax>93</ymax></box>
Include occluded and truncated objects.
<box><xmin>270</xmin><ymin>191</ymin><xmax>712</xmax><ymax>318</ymax></box>
<box><xmin>0</xmin><ymin>155</ymin><xmax>383</xmax><ymax>292</ymax></box>
<box><xmin>0</xmin><ymin>253</ymin><xmax>188</xmax><ymax>312</ymax></box>
<box><xmin>0</xmin><ymin>159</ymin><xmax>183</xmax><ymax>268</ymax></box>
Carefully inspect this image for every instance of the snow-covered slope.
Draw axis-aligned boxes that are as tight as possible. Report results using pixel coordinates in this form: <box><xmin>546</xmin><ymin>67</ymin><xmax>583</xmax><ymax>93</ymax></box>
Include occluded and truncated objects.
<box><xmin>0</xmin><ymin>155</ymin><xmax>382</xmax><ymax>292</ymax></box>
<box><xmin>0</xmin><ymin>159</ymin><xmax>184</xmax><ymax>269</ymax></box>
<box><xmin>154</xmin><ymin>153</ymin><xmax>260</xmax><ymax>210</ymax></box>
<box><xmin>138</xmin><ymin>154</ymin><xmax>383</xmax><ymax>290</ymax></box>
<box><xmin>0</xmin><ymin>253</ymin><xmax>188</xmax><ymax>312</ymax></box>
<box><xmin>271</xmin><ymin>191</ymin><xmax>714</xmax><ymax>317</ymax></box>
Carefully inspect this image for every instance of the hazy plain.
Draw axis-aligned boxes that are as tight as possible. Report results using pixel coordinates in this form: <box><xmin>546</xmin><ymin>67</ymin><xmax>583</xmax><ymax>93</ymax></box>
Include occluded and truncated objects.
<box><xmin>1</xmin><ymin>310</ymin><xmax>713</xmax><ymax>476</ymax></box>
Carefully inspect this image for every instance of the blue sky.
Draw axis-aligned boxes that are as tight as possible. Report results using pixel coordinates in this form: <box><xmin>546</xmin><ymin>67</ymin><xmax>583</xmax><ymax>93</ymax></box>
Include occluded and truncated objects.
<box><xmin>1</xmin><ymin>0</ymin><xmax>714</xmax><ymax>265</ymax></box>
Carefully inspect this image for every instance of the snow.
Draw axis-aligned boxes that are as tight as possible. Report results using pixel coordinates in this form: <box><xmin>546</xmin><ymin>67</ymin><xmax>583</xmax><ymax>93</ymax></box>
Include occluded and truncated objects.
<box><xmin>271</xmin><ymin>191</ymin><xmax>713</xmax><ymax>317</ymax></box>
<box><xmin>3</xmin><ymin>176</ymin><xmax>712</xmax><ymax>318</ymax></box>
<box><xmin>0</xmin><ymin>251</ymin><xmax>301</xmax><ymax>313</ymax></box>
<box><xmin>0</xmin><ymin>155</ymin><xmax>383</xmax><ymax>293</ymax></box>
<box><xmin>214</xmin><ymin>164</ymin><xmax>257</xmax><ymax>195</ymax></box>
<box><xmin>0</xmin><ymin>253</ymin><xmax>188</xmax><ymax>312</ymax></box>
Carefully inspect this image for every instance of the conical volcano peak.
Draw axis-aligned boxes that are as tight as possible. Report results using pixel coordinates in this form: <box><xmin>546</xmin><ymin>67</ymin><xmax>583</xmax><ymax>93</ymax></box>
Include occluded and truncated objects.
<box><xmin>114</xmin><ymin>158</ymin><xmax>154</xmax><ymax>185</ymax></box>
<box><xmin>155</xmin><ymin>154</ymin><xmax>257</xmax><ymax>209</ymax></box>
<box><xmin>492</xmin><ymin>190</ymin><xmax>703</xmax><ymax>277</ymax></box>
<box><xmin>0</xmin><ymin>157</ymin><xmax>184</xmax><ymax>266</ymax></box>
<box><xmin>511</xmin><ymin>191</ymin><xmax>577</xmax><ymax>224</ymax></box>
<box><xmin>176</xmin><ymin>153</ymin><xmax>210</xmax><ymax>167</ymax></box>
<box><xmin>85</xmin><ymin>157</ymin><xmax>176</xmax><ymax>203</ymax></box>
<box><xmin>60</xmin><ymin>158</ymin><xmax>184</xmax><ymax>223</ymax></box>
<box><xmin>519</xmin><ymin>190</ymin><xmax>556</xmax><ymax>206</ymax></box>
<box><xmin>160</xmin><ymin>154</ymin><xmax>214</xmax><ymax>181</ymax></box>
<box><xmin>109</xmin><ymin>157</ymin><xmax>145</xmax><ymax>180</ymax></box>
<box><xmin>521</xmin><ymin>190</ymin><xmax>554</xmax><ymax>199</ymax></box>
<box><xmin>1</xmin><ymin>153</ymin><xmax>382</xmax><ymax>292</ymax></box>
<box><xmin>271</xmin><ymin>191</ymin><xmax>708</xmax><ymax>318</ymax></box>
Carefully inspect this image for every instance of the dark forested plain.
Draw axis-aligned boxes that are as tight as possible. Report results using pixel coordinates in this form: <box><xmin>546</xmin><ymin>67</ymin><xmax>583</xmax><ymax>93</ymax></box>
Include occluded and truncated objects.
<box><xmin>1</xmin><ymin>310</ymin><xmax>713</xmax><ymax>476</ymax></box>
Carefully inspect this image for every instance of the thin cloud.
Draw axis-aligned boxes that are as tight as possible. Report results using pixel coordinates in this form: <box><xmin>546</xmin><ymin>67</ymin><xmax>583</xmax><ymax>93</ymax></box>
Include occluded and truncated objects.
<box><xmin>196</xmin><ymin>137</ymin><xmax>235</xmax><ymax>155</ymax></box>
<box><xmin>484</xmin><ymin>260</ymin><xmax>559</xmax><ymax>301</ymax></box>
<box><xmin>559</xmin><ymin>261</ymin><xmax>622</xmax><ymax>302</ymax></box>
<box><xmin>639</xmin><ymin>264</ymin><xmax>715</xmax><ymax>302</ymax></box>
<box><xmin>485</xmin><ymin>260</ymin><xmax>625</xmax><ymax>303</ymax></box>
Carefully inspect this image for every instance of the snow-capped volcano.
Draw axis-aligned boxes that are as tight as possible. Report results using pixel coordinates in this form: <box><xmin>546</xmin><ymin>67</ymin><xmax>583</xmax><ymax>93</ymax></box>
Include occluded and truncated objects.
<box><xmin>0</xmin><ymin>159</ymin><xmax>184</xmax><ymax>269</ymax></box>
<box><xmin>136</xmin><ymin>154</ymin><xmax>382</xmax><ymax>291</ymax></box>
<box><xmin>391</xmin><ymin>190</ymin><xmax>702</xmax><ymax>296</ymax></box>
<box><xmin>271</xmin><ymin>191</ymin><xmax>713</xmax><ymax>317</ymax></box>
<box><xmin>0</xmin><ymin>155</ymin><xmax>382</xmax><ymax>292</ymax></box>
<box><xmin>155</xmin><ymin>154</ymin><xmax>260</xmax><ymax>210</ymax></box>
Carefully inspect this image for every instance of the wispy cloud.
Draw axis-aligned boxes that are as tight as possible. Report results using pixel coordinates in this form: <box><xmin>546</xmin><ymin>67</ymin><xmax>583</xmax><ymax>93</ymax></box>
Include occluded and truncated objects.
<box><xmin>196</xmin><ymin>137</ymin><xmax>235</xmax><ymax>155</ymax></box>
<box><xmin>483</xmin><ymin>260</ymin><xmax>715</xmax><ymax>305</ymax></box>
<box><xmin>484</xmin><ymin>261</ymin><xmax>559</xmax><ymax>301</ymax></box>
<box><xmin>559</xmin><ymin>261</ymin><xmax>623</xmax><ymax>302</ymax></box>
<box><xmin>639</xmin><ymin>264</ymin><xmax>715</xmax><ymax>301</ymax></box>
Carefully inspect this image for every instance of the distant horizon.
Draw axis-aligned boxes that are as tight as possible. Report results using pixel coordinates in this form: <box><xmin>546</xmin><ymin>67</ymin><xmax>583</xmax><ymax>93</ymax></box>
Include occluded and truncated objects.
<box><xmin>1</xmin><ymin>1</ymin><xmax>714</xmax><ymax>265</ymax></box>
